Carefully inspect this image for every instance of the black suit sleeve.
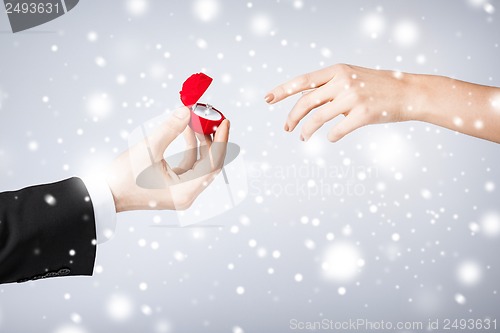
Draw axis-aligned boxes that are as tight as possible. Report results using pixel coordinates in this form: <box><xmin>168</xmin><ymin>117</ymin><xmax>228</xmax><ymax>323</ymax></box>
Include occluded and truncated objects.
<box><xmin>0</xmin><ymin>177</ymin><xmax>97</xmax><ymax>284</ymax></box>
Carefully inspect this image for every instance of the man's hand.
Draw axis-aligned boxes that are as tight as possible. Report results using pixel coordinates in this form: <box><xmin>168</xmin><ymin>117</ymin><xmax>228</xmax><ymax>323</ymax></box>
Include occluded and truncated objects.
<box><xmin>106</xmin><ymin>107</ymin><xmax>230</xmax><ymax>212</ymax></box>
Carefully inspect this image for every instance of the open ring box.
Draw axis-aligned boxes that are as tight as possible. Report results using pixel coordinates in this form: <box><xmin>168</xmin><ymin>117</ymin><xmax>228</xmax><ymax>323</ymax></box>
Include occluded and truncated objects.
<box><xmin>126</xmin><ymin>73</ymin><xmax>247</xmax><ymax>226</ymax></box>
<box><xmin>180</xmin><ymin>73</ymin><xmax>226</xmax><ymax>135</ymax></box>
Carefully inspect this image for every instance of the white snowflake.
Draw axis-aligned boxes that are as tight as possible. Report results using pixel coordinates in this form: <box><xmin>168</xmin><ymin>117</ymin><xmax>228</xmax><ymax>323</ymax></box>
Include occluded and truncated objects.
<box><xmin>250</xmin><ymin>14</ymin><xmax>272</xmax><ymax>36</ymax></box>
<box><xmin>193</xmin><ymin>0</ymin><xmax>220</xmax><ymax>22</ymax></box>
<box><xmin>70</xmin><ymin>313</ymin><xmax>82</xmax><ymax>324</ymax></box>
<box><xmin>28</xmin><ymin>141</ymin><xmax>39</xmax><ymax>152</ymax></box>
<box><xmin>106</xmin><ymin>294</ymin><xmax>134</xmax><ymax>322</ymax></box>
<box><xmin>454</xmin><ymin>293</ymin><xmax>467</xmax><ymax>305</ymax></box>
<box><xmin>322</xmin><ymin>242</ymin><xmax>363</xmax><ymax>282</ymax></box>
<box><xmin>480</xmin><ymin>212</ymin><xmax>500</xmax><ymax>237</ymax></box>
<box><xmin>95</xmin><ymin>56</ymin><xmax>107</xmax><ymax>67</ymax></box>
<box><xmin>196</xmin><ymin>39</ymin><xmax>208</xmax><ymax>49</ymax></box>
<box><xmin>141</xmin><ymin>305</ymin><xmax>153</xmax><ymax>316</ymax></box>
<box><xmin>236</xmin><ymin>286</ymin><xmax>245</xmax><ymax>295</ymax></box>
<box><xmin>87</xmin><ymin>93</ymin><xmax>112</xmax><ymax>120</ymax></box>
<box><xmin>87</xmin><ymin>31</ymin><xmax>98</xmax><ymax>42</ymax></box>
<box><xmin>44</xmin><ymin>194</ymin><xmax>57</xmax><ymax>206</ymax></box>
<box><xmin>126</xmin><ymin>0</ymin><xmax>148</xmax><ymax>16</ymax></box>
<box><xmin>457</xmin><ymin>260</ymin><xmax>482</xmax><ymax>286</ymax></box>
<box><xmin>393</xmin><ymin>20</ymin><xmax>419</xmax><ymax>47</ymax></box>
<box><xmin>362</xmin><ymin>13</ymin><xmax>385</xmax><ymax>39</ymax></box>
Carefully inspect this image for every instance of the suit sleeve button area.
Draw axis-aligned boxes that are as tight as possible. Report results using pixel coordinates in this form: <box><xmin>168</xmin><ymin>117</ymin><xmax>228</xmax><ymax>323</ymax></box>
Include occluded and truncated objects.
<box><xmin>15</xmin><ymin>267</ymin><xmax>71</xmax><ymax>283</ymax></box>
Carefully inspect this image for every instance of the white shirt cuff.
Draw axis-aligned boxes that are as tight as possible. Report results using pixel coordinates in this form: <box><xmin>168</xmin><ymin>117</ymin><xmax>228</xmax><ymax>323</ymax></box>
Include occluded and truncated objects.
<box><xmin>81</xmin><ymin>176</ymin><xmax>117</xmax><ymax>244</ymax></box>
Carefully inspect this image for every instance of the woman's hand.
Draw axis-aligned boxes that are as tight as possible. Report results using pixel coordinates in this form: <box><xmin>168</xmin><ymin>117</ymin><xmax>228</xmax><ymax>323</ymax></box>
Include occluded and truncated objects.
<box><xmin>106</xmin><ymin>107</ymin><xmax>230</xmax><ymax>212</ymax></box>
<box><xmin>265</xmin><ymin>64</ymin><xmax>419</xmax><ymax>142</ymax></box>
<box><xmin>265</xmin><ymin>63</ymin><xmax>500</xmax><ymax>143</ymax></box>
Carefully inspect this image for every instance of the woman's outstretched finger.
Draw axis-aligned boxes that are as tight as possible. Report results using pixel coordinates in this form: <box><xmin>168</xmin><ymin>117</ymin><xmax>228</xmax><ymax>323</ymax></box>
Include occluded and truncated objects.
<box><xmin>327</xmin><ymin>107</ymin><xmax>370</xmax><ymax>142</ymax></box>
<box><xmin>300</xmin><ymin>95</ymin><xmax>353</xmax><ymax>141</ymax></box>
<box><xmin>265</xmin><ymin>66</ymin><xmax>338</xmax><ymax>104</ymax></box>
<box><xmin>285</xmin><ymin>81</ymin><xmax>342</xmax><ymax>132</ymax></box>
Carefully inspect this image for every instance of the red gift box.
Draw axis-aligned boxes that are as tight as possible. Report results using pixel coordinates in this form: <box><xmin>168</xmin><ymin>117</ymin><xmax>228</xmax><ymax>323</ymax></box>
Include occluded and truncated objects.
<box><xmin>180</xmin><ymin>73</ymin><xmax>226</xmax><ymax>135</ymax></box>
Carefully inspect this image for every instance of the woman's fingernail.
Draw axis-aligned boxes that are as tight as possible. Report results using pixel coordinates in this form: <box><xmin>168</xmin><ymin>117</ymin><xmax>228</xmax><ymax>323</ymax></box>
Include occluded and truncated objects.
<box><xmin>284</xmin><ymin>123</ymin><xmax>290</xmax><ymax>132</ymax></box>
<box><xmin>265</xmin><ymin>93</ymin><xmax>275</xmax><ymax>103</ymax></box>
<box><xmin>174</xmin><ymin>107</ymin><xmax>189</xmax><ymax>119</ymax></box>
<box><xmin>299</xmin><ymin>134</ymin><xmax>305</xmax><ymax>141</ymax></box>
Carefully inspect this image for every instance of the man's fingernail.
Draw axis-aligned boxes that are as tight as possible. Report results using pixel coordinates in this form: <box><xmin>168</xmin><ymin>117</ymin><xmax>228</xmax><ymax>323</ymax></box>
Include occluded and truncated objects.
<box><xmin>265</xmin><ymin>93</ymin><xmax>274</xmax><ymax>103</ymax></box>
<box><xmin>284</xmin><ymin>123</ymin><xmax>290</xmax><ymax>132</ymax></box>
<box><xmin>174</xmin><ymin>107</ymin><xmax>189</xmax><ymax>119</ymax></box>
<box><xmin>299</xmin><ymin>134</ymin><xmax>305</xmax><ymax>141</ymax></box>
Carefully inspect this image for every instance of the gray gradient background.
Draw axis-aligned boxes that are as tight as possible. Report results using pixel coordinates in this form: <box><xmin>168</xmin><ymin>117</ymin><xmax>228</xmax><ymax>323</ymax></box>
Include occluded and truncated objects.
<box><xmin>1</xmin><ymin>0</ymin><xmax>500</xmax><ymax>332</ymax></box>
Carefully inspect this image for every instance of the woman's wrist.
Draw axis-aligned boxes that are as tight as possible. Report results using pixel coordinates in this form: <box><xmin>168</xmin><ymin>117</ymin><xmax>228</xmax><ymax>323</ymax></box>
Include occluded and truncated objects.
<box><xmin>400</xmin><ymin>73</ymin><xmax>439</xmax><ymax>123</ymax></box>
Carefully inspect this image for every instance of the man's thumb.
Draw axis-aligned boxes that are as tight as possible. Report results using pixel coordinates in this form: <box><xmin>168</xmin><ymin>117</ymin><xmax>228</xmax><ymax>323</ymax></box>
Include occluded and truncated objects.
<box><xmin>150</xmin><ymin>107</ymin><xmax>191</xmax><ymax>159</ymax></box>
